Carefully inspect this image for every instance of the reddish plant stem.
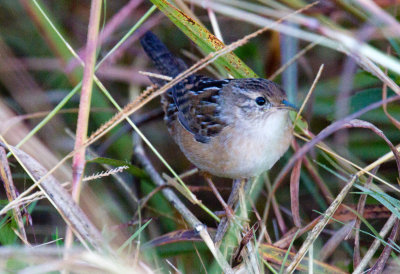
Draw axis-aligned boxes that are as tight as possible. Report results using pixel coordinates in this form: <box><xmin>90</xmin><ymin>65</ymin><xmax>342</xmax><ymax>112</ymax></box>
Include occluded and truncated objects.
<box><xmin>71</xmin><ymin>0</ymin><xmax>103</xmax><ymax>202</ymax></box>
<box><xmin>290</xmin><ymin>139</ymin><xmax>303</xmax><ymax>228</ymax></box>
<box><xmin>66</xmin><ymin>0</ymin><xmax>103</xmax><ymax>250</ymax></box>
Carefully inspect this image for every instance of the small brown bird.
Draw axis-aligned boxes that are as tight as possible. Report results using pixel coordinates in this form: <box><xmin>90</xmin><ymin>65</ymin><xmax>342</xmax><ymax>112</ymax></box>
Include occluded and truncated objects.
<box><xmin>140</xmin><ymin>32</ymin><xmax>294</xmax><ymax>179</ymax></box>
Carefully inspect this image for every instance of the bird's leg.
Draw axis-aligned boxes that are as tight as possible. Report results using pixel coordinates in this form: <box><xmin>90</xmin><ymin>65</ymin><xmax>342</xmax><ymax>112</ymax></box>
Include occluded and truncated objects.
<box><xmin>214</xmin><ymin>178</ymin><xmax>247</xmax><ymax>246</ymax></box>
<box><xmin>204</xmin><ymin>174</ymin><xmax>235</xmax><ymax>219</ymax></box>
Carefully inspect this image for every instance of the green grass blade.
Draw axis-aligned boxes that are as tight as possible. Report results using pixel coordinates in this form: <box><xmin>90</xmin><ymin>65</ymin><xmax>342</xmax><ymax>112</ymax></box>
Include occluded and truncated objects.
<box><xmin>117</xmin><ymin>219</ymin><xmax>152</xmax><ymax>253</ymax></box>
<box><xmin>149</xmin><ymin>0</ymin><xmax>258</xmax><ymax>79</ymax></box>
<box><xmin>354</xmin><ymin>185</ymin><xmax>400</xmax><ymax>220</ymax></box>
<box><xmin>279</xmin><ymin>229</ymin><xmax>300</xmax><ymax>274</ymax></box>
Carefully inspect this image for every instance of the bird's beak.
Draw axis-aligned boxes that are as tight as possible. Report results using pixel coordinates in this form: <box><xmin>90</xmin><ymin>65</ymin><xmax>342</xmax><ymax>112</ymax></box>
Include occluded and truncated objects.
<box><xmin>281</xmin><ymin>99</ymin><xmax>298</xmax><ymax>111</ymax></box>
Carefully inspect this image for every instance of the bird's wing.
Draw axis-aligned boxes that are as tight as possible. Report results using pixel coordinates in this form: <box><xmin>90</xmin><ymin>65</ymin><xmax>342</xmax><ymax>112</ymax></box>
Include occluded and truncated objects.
<box><xmin>172</xmin><ymin>77</ymin><xmax>231</xmax><ymax>143</ymax></box>
<box><xmin>140</xmin><ymin>32</ymin><xmax>230</xmax><ymax>143</ymax></box>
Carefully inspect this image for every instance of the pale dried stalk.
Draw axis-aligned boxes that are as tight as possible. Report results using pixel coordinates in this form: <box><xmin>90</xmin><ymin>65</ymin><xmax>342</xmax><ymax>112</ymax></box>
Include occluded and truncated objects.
<box><xmin>295</xmin><ymin>64</ymin><xmax>324</xmax><ymax>122</ymax></box>
<box><xmin>0</xmin><ymin>140</ymin><xmax>107</xmax><ymax>253</ymax></box>
<box><xmin>0</xmin><ymin>148</ymin><xmax>74</xmax><ymax>216</ymax></box>
<box><xmin>369</xmin><ymin>219</ymin><xmax>399</xmax><ymax>273</ymax></box>
<box><xmin>353</xmin><ymin>213</ymin><xmax>398</xmax><ymax>274</ymax></box>
<box><xmin>204</xmin><ymin>0</ymin><xmax>224</xmax><ymax>42</ymax></box>
<box><xmin>12</xmin><ymin>228</ymin><xmax>31</xmax><ymax>246</ymax></box>
<box><xmin>0</xmin><ymin>246</ymin><xmax>151</xmax><ymax>273</ymax></box>
<box><xmin>290</xmin><ymin>146</ymin><xmax>302</xmax><ymax>228</ymax></box>
<box><xmin>269</xmin><ymin>41</ymin><xmax>319</xmax><ymax>81</ymax></box>
<box><xmin>3</xmin><ymin>184</ymin><xmax>68</xmax><ymax>212</ymax></box>
<box><xmin>284</xmin><ymin>175</ymin><xmax>358</xmax><ymax>273</ymax></box>
<box><xmin>238</xmin><ymin>185</ymin><xmax>261</xmax><ymax>273</ymax></box>
<box><xmin>214</xmin><ymin>179</ymin><xmax>246</xmax><ymax>246</ymax></box>
<box><xmin>138</xmin><ymin>71</ymin><xmax>173</xmax><ymax>81</ymax></box>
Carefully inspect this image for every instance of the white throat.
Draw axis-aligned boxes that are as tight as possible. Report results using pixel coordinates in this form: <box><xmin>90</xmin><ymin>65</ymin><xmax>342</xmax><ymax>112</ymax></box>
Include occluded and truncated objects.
<box><xmin>226</xmin><ymin>109</ymin><xmax>293</xmax><ymax>178</ymax></box>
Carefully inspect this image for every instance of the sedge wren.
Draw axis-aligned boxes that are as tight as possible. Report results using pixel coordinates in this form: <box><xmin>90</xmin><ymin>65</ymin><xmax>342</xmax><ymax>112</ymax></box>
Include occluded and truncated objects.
<box><xmin>140</xmin><ymin>32</ymin><xmax>294</xmax><ymax>179</ymax></box>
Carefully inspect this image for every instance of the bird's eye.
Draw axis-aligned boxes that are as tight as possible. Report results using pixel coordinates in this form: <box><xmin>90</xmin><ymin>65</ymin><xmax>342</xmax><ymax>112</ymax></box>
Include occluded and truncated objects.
<box><xmin>255</xmin><ymin>97</ymin><xmax>266</xmax><ymax>106</ymax></box>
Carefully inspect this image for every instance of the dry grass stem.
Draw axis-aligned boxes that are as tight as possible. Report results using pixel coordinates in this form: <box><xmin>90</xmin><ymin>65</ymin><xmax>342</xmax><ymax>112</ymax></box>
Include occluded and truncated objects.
<box><xmin>205</xmin><ymin>1</ymin><xmax>224</xmax><ymax>42</ymax></box>
<box><xmin>214</xmin><ymin>178</ymin><xmax>246</xmax><ymax>246</ymax></box>
<box><xmin>83</xmin><ymin>166</ymin><xmax>129</xmax><ymax>182</ymax></box>
<box><xmin>138</xmin><ymin>71</ymin><xmax>173</xmax><ymax>81</ymax></box>
<box><xmin>269</xmin><ymin>41</ymin><xmax>319</xmax><ymax>81</ymax></box>
<box><xmin>354</xmin><ymin>0</ymin><xmax>400</xmax><ymax>37</ymax></box>
<box><xmin>280</xmin><ymin>114</ymin><xmax>400</xmax><ymax>271</ymax></box>
<box><xmin>132</xmin><ymin>133</ymin><xmax>233</xmax><ymax>273</ymax></box>
<box><xmin>353</xmin><ymin>166</ymin><xmax>379</xmax><ymax>267</ymax></box>
<box><xmin>71</xmin><ymin>0</ymin><xmax>103</xmax><ymax>200</ymax></box>
<box><xmin>295</xmin><ymin>64</ymin><xmax>324</xmax><ymax>122</ymax></box>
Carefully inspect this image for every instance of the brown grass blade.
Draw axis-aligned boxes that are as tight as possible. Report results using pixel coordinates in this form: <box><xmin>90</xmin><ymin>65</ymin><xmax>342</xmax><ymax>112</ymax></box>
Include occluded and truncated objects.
<box><xmin>144</xmin><ymin>229</ymin><xmax>207</xmax><ymax>248</ymax></box>
<box><xmin>290</xmin><ymin>140</ymin><xmax>302</xmax><ymax>228</ymax></box>
<box><xmin>369</xmin><ymin>219</ymin><xmax>400</xmax><ymax>273</ymax></box>
<box><xmin>382</xmin><ymin>78</ymin><xmax>400</xmax><ymax>130</ymax></box>
<box><xmin>0</xmin><ymin>147</ymin><xmax>28</xmax><ymax>244</ymax></box>
<box><xmin>335</xmin><ymin>204</ymin><xmax>391</xmax><ymax>223</ymax></box>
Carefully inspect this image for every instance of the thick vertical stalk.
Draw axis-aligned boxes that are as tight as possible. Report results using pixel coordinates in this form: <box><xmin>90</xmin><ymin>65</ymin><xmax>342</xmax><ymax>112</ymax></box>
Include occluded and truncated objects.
<box><xmin>67</xmin><ymin>0</ymin><xmax>102</xmax><ymax>249</ymax></box>
<box><xmin>71</xmin><ymin>0</ymin><xmax>102</xmax><ymax>201</ymax></box>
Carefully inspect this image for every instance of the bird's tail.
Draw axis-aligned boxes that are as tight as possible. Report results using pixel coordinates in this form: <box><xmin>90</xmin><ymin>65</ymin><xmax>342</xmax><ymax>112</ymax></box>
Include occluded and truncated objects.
<box><xmin>140</xmin><ymin>31</ymin><xmax>187</xmax><ymax>82</ymax></box>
